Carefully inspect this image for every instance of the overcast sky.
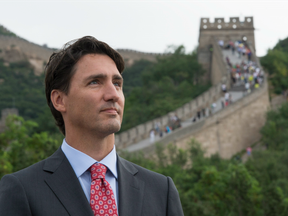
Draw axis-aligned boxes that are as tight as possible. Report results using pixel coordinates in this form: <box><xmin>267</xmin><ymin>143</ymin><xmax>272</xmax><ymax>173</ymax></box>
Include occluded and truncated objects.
<box><xmin>0</xmin><ymin>0</ymin><xmax>287</xmax><ymax>57</ymax></box>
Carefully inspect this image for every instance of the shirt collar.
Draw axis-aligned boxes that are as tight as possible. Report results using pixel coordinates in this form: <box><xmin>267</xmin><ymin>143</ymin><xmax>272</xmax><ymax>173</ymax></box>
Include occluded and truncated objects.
<box><xmin>61</xmin><ymin>139</ymin><xmax>118</xmax><ymax>179</ymax></box>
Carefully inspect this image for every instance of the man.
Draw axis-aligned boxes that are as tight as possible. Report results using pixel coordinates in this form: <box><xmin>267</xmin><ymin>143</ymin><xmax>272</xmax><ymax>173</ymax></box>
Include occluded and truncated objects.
<box><xmin>0</xmin><ymin>36</ymin><xmax>184</xmax><ymax>216</ymax></box>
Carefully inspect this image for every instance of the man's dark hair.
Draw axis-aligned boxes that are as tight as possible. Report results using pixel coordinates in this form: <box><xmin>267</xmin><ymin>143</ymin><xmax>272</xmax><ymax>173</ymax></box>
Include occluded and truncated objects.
<box><xmin>45</xmin><ymin>36</ymin><xmax>125</xmax><ymax>135</ymax></box>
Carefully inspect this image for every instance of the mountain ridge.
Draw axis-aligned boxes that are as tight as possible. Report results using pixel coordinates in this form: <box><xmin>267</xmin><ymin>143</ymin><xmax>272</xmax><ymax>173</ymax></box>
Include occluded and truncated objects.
<box><xmin>0</xmin><ymin>24</ymin><xmax>164</xmax><ymax>72</ymax></box>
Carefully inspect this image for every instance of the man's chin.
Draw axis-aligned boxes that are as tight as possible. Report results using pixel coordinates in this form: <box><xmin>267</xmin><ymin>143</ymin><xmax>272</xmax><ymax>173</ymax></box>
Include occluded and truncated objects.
<box><xmin>99</xmin><ymin>122</ymin><xmax>121</xmax><ymax>135</ymax></box>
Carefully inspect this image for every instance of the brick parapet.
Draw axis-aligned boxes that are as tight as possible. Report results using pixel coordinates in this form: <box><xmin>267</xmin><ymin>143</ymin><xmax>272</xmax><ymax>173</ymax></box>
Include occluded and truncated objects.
<box><xmin>133</xmin><ymin>78</ymin><xmax>269</xmax><ymax>158</ymax></box>
<box><xmin>116</xmin><ymin>83</ymin><xmax>223</xmax><ymax>150</ymax></box>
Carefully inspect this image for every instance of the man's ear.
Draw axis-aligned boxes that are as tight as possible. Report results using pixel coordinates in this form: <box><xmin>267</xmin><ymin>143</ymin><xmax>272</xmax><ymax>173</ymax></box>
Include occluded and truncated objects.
<box><xmin>51</xmin><ymin>90</ymin><xmax>67</xmax><ymax>113</ymax></box>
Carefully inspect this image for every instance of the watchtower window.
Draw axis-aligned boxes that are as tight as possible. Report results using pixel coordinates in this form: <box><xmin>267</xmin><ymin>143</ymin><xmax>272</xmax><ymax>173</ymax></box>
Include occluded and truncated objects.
<box><xmin>217</xmin><ymin>20</ymin><xmax>222</xmax><ymax>23</ymax></box>
<box><xmin>247</xmin><ymin>18</ymin><xmax>251</xmax><ymax>22</ymax></box>
<box><xmin>203</xmin><ymin>25</ymin><xmax>207</xmax><ymax>29</ymax></box>
<box><xmin>233</xmin><ymin>24</ymin><xmax>237</xmax><ymax>29</ymax></box>
<box><xmin>203</xmin><ymin>19</ymin><xmax>207</xmax><ymax>23</ymax></box>
<box><xmin>232</xmin><ymin>19</ymin><xmax>237</xmax><ymax>23</ymax></box>
<box><xmin>217</xmin><ymin>25</ymin><xmax>222</xmax><ymax>29</ymax></box>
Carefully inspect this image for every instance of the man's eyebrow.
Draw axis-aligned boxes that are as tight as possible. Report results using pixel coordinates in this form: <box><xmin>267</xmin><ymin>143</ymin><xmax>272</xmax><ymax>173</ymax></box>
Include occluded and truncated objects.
<box><xmin>113</xmin><ymin>74</ymin><xmax>123</xmax><ymax>81</ymax></box>
<box><xmin>84</xmin><ymin>74</ymin><xmax>123</xmax><ymax>83</ymax></box>
<box><xmin>84</xmin><ymin>74</ymin><xmax>107</xmax><ymax>82</ymax></box>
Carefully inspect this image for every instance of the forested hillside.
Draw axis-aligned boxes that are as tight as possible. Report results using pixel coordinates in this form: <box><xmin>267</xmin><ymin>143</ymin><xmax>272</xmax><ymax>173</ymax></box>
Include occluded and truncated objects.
<box><xmin>261</xmin><ymin>36</ymin><xmax>288</xmax><ymax>94</ymax></box>
<box><xmin>0</xmin><ymin>25</ymin><xmax>16</xmax><ymax>37</ymax></box>
<box><xmin>0</xmin><ymin>45</ymin><xmax>209</xmax><ymax>133</ymax></box>
<box><xmin>0</xmin><ymin>59</ymin><xmax>57</xmax><ymax>133</ymax></box>
<box><xmin>121</xmin><ymin>45</ymin><xmax>209</xmax><ymax>131</ymax></box>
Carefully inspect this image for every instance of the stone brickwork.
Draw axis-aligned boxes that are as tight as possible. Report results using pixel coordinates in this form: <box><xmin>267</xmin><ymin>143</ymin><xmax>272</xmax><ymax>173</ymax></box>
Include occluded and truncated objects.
<box><xmin>137</xmin><ymin>81</ymin><xmax>270</xmax><ymax>159</ymax></box>
<box><xmin>210</xmin><ymin>38</ymin><xmax>231</xmax><ymax>86</ymax></box>
<box><xmin>115</xmin><ymin>84</ymin><xmax>223</xmax><ymax>149</ymax></box>
<box><xmin>178</xmin><ymin>82</ymin><xmax>269</xmax><ymax>159</ymax></box>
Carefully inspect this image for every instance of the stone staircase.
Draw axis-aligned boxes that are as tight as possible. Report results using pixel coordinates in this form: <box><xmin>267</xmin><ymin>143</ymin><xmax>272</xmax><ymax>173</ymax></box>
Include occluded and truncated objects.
<box><xmin>222</xmin><ymin>49</ymin><xmax>250</xmax><ymax>92</ymax></box>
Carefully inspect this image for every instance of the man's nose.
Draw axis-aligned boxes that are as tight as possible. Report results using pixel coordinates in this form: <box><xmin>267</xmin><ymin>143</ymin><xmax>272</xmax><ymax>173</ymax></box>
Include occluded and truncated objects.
<box><xmin>103</xmin><ymin>82</ymin><xmax>120</xmax><ymax>102</ymax></box>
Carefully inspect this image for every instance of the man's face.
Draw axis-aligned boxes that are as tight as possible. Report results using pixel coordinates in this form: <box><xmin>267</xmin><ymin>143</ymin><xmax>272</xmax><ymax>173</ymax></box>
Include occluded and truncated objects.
<box><xmin>63</xmin><ymin>54</ymin><xmax>125</xmax><ymax>137</ymax></box>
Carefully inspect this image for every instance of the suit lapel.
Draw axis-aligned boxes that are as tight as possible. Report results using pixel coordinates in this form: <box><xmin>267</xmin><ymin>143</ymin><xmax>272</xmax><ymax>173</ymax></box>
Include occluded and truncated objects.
<box><xmin>43</xmin><ymin>148</ymin><xmax>94</xmax><ymax>216</ymax></box>
<box><xmin>117</xmin><ymin>156</ymin><xmax>145</xmax><ymax>216</ymax></box>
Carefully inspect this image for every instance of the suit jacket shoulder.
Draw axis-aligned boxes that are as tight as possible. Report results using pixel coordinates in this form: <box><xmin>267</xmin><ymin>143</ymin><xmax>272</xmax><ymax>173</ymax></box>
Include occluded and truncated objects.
<box><xmin>0</xmin><ymin>148</ymin><xmax>94</xmax><ymax>216</ymax></box>
<box><xmin>117</xmin><ymin>156</ymin><xmax>184</xmax><ymax>216</ymax></box>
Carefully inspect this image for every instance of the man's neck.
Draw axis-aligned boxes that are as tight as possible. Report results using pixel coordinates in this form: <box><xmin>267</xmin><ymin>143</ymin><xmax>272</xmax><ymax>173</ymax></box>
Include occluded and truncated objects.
<box><xmin>65</xmin><ymin>131</ymin><xmax>115</xmax><ymax>161</ymax></box>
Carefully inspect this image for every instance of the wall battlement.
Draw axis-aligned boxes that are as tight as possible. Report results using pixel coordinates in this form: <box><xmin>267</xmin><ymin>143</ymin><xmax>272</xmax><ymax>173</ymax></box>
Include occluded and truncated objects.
<box><xmin>200</xmin><ymin>17</ymin><xmax>254</xmax><ymax>31</ymax></box>
<box><xmin>133</xmin><ymin>79</ymin><xmax>269</xmax><ymax>159</ymax></box>
<box><xmin>197</xmin><ymin>16</ymin><xmax>256</xmax><ymax>85</ymax></box>
<box><xmin>0</xmin><ymin>34</ymin><xmax>164</xmax><ymax>69</ymax></box>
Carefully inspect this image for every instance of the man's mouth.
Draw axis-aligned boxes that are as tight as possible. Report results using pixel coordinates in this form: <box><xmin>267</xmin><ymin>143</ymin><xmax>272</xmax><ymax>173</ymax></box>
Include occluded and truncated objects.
<box><xmin>100</xmin><ymin>107</ymin><xmax>119</xmax><ymax>114</ymax></box>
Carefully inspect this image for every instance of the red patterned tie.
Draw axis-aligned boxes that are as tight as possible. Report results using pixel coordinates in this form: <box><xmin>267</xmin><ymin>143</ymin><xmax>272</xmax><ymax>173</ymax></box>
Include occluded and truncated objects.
<box><xmin>90</xmin><ymin>163</ymin><xmax>118</xmax><ymax>216</ymax></box>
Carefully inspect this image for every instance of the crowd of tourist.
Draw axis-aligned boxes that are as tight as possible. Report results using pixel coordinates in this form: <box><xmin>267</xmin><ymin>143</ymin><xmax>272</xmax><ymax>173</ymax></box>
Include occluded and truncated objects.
<box><xmin>148</xmin><ymin>39</ymin><xmax>264</xmax><ymax>143</ymax></box>
<box><xmin>150</xmin><ymin>113</ymin><xmax>181</xmax><ymax>143</ymax></box>
<box><xmin>218</xmin><ymin>39</ymin><xmax>252</xmax><ymax>61</ymax></box>
<box><xmin>224</xmin><ymin>47</ymin><xmax>264</xmax><ymax>94</ymax></box>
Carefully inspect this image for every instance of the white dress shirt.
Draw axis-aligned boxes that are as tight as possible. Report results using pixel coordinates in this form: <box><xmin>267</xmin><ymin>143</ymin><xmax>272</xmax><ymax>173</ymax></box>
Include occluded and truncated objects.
<box><xmin>61</xmin><ymin>139</ymin><xmax>119</xmax><ymax>208</ymax></box>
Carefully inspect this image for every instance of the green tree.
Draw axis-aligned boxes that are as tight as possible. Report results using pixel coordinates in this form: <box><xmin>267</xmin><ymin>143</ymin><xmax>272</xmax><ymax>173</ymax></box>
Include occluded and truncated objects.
<box><xmin>0</xmin><ymin>115</ymin><xmax>61</xmax><ymax>178</ymax></box>
<box><xmin>261</xmin><ymin>36</ymin><xmax>288</xmax><ymax>94</ymax></box>
<box><xmin>121</xmin><ymin>140</ymin><xmax>267</xmax><ymax>216</ymax></box>
<box><xmin>261</xmin><ymin>49</ymin><xmax>288</xmax><ymax>94</ymax></box>
<box><xmin>122</xmin><ymin>59</ymin><xmax>154</xmax><ymax>97</ymax></box>
<box><xmin>273</xmin><ymin>37</ymin><xmax>288</xmax><ymax>54</ymax></box>
<box><xmin>260</xmin><ymin>102</ymin><xmax>288</xmax><ymax>151</ymax></box>
<box><xmin>0</xmin><ymin>59</ymin><xmax>59</xmax><ymax>134</ymax></box>
<box><xmin>121</xmin><ymin>46</ymin><xmax>209</xmax><ymax>131</ymax></box>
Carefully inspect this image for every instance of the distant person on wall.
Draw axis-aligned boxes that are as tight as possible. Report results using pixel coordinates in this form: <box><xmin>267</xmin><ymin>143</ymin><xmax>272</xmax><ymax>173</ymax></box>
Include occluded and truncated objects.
<box><xmin>224</xmin><ymin>92</ymin><xmax>230</xmax><ymax>106</ymax></box>
<box><xmin>237</xmin><ymin>44</ymin><xmax>242</xmax><ymax>58</ymax></box>
<box><xmin>211</xmin><ymin>102</ymin><xmax>217</xmax><ymax>113</ymax></box>
<box><xmin>247</xmin><ymin>48</ymin><xmax>252</xmax><ymax>61</ymax></box>
<box><xmin>154</xmin><ymin>121</ymin><xmax>161</xmax><ymax>134</ymax></box>
<box><xmin>245</xmin><ymin>82</ymin><xmax>250</xmax><ymax>94</ymax></box>
<box><xmin>229</xmin><ymin>41</ymin><xmax>235</xmax><ymax>55</ymax></box>
<box><xmin>218</xmin><ymin>40</ymin><xmax>224</xmax><ymax>48</ymax></box>
<box><xmin>0</xmin><ymin>36</ymin><xmax>184</xmax><ymax>216</ymax></box>
<box><xmin>197</xmin><ymin>109</ymin><xmax>201</xmax><ymax>119</ymax></box>
<box><xmin>242</xmin><ymin>46</ymin><xmax>246</xmax><ymax>56</ymax></box>
<box><xmin>165</xmin><ymin>125</ymin><xmax>171</xmax><ymax>133</ymax></box>
<box><xmin>202</xmin><ymin>108</ymin><xmax>206</xmax><ymax>118</ymax></box>
<box><xmin>221</xmin><ymin>99</ymin><xmax>225</xmax><ymax>109</ymax></box>
<box><xmin>150</xmin><ymin>129</ymin><xmax>155</xmax><ymax>143</ymax></box>
<box><xmin>226</xmin><ymin>56</ymin><xmax>232</xmax><ymax>68</ymax></box>
<box><xmin>246</xmin><ymin>146</ymin><xmax>252</xmax><ymax>156</ymax></box>
<box><xmin>222</xmin><ymin>84</ymin><xmax>226</xmax><ymax>93</ymax></box>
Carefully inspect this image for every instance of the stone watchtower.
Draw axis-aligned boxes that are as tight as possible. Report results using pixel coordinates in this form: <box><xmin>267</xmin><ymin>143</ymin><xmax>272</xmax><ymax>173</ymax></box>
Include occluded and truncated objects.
<box><xmin>197</xmin><ymin>17</ymin><xmax>255</xmax><ymax>85</ymax></box>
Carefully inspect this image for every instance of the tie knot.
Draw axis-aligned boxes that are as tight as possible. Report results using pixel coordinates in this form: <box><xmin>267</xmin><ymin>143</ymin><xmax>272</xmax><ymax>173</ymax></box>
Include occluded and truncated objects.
<box><xmin>90</xmin><ymin>163</ymin><xmax>107</xmax><ymax>180</ymax></box>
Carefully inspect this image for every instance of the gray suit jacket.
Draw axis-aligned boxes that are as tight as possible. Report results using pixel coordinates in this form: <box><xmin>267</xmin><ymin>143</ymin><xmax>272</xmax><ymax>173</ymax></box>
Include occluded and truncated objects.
<box><xmin>0</xmin><ymin>148</ymin><xmax>184</xmax><ymax>216</ymax></box>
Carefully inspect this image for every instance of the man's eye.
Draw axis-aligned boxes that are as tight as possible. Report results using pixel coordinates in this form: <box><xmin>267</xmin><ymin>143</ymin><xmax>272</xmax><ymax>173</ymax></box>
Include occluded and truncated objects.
<box><xmin>114</xmin><ymin>82</ymin><xmax>122</xmax><ymax>87</ymax></box>
<box><xmin>89</xmin><ymin>80</ymin><xmax>99</xmax><ymax>85</ymax></box>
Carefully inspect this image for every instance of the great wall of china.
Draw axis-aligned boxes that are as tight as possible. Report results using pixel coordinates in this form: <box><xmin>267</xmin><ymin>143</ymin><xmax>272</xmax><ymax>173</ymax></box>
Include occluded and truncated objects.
<box><xmin>0</xmin><ymin>34</ymin><xmax>163</xmax><ymax>72</ymax></box>
<box><xmin>0</xmin><ymin>17</ymin><xmax>272</xmax><ymax>159</ymax></box>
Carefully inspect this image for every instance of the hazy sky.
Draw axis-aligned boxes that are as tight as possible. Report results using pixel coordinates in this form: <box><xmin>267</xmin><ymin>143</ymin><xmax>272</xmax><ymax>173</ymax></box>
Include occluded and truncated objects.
<box><xmin>0</xmin><ymin>0</ymin><xmax>287</xmax><ymax>57</ymax></box>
